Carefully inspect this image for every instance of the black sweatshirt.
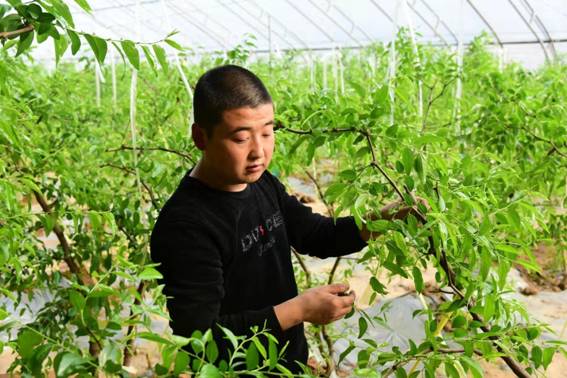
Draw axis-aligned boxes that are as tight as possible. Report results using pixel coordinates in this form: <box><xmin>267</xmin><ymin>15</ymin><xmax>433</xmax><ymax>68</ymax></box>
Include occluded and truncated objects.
<box><xmin>150</xmin><ymin>170</ymin><xmax>367</xmax><ymax>374</ymax></box>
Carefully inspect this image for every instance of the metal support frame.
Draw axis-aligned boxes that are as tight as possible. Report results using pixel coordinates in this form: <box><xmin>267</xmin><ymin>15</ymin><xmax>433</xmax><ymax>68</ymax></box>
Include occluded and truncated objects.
<box><xmin>108</xmin><ymin>0</ymin><xmax>169</xmax><ymax>40</ymax></box>
<box><xmin>509</xmin><ymin>0</ymin><xmax>556</xmax><ymax>60</ymax></box>
<box><xmin>307</xmin><ymin>0</ymin><xmax>362</xmax><ymax>46</ymax></box>
<box><xmin>466</xmin><ymin>0</ymin><xmax>503</xmax><ymax>48</ymax></box>
<box><xmin>285</xmin><ymin>0</ymin><xmax>336</xmax><ymax>45</ymax></box>
<box><xmin>224</xmin><ymin>0</ymin><xmax>297</xmax><ymax>51</ymax></box>
<box><xmin>413</xmin><ymin>0</ymin><xmax>458</xmax><ymax>43</ymax></box>
<box><xmin>368</xmin><ymin>0</ymin><xmax>395</xmax><ymax>25</ymax></box>
<box><xmin>405</xmin><ymin>0</ymin><xmax>451</xmax><ymax>45</ymax></box>
<box><xmin>508</xmin><ymin>0</ymin><xmax>550</xmax><ymax>61</ymax></box>
<box><xmin>169</xmin><ymin>2</ymin><xmax>229</xmax><ymax>49</ymax></box>
<box><xmin>218</xmin><ymin>0</ymin><xmax>271</xmax><ymax>44</ymax></box>
<box><xmin>249</xmin><ymin>0</ymin><xmax>310</xmax><ymax>50</ymax></box>
<box><xmin>332</xmin><ymin>1</ymin><xmax>374</xmax><ymax>43</ymax></box>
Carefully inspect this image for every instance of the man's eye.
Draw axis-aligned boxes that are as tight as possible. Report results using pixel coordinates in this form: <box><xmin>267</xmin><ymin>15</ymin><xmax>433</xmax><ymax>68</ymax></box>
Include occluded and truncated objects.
<box><xmin>262</xmin><ymin>133</ymin><xmax>273</xmax><ymax>137</ymax></box>
<box><xmin>234</xmin><ymin>138</ymin><xmax>248</xmax><ymax>143</ymax></box>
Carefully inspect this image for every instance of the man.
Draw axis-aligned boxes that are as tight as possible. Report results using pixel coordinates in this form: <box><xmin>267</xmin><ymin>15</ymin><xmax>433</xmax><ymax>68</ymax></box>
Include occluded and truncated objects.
<box><xmin>150</xmin><ymin>65</ymin><xmax>417</xmax><ymax>374</ymax></box>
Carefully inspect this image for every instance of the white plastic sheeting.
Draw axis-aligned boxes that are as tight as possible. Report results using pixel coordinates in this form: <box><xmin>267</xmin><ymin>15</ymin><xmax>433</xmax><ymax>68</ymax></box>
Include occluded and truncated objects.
<box><xmin>30</xmin><ymin>0</ymin><xmax>567</xmax><ymax>68</ymax></box>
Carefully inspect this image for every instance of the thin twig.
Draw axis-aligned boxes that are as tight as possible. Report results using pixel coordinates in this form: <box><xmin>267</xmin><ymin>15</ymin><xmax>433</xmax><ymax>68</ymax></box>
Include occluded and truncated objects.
<box><xmin>422</xmin><ymin>78</ymin><xmax>456</xmax><ymax>132</ymax></box>
<box><xmin>106</xmin><ymin>145</ymin><xmax>195</xmax><ymax>163</ymax></box>
<box><xmin>100</xmin><ymin>163</ymin><xmax>160</xmax><ymax>210</ymax></box>
<box><xmin>123</xmin><ymin>281</ymin><xmax>145</xmax><ymax>366</ymax></box>
<box><xmin>291</xmin><ymin>247</ymin><xmax>311</xmax><ymax>287</ymax></box>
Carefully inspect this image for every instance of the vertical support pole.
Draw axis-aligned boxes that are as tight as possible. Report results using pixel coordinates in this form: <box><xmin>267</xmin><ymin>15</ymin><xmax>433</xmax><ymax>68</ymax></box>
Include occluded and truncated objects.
<box><xmin>454</xmin><ymin>0</ymin><xmax>464</xmax><ymax>134</ymax></box>
<box><xmin>129</xmin><ymin>0</ymin><xmax>142</xmax><ymax>198</ymax></box>
<box><xmin>388</xmin><ymin>1</ymin><xmax>401</xmax><ymax>126</ymax></box>
<box><xmin>401</xmin><ymin>0</ymin><xmax>423</xmax><ymax>119</ymax></box>
<box><xmin>339</xmin><ymin>50</ymin><xmax>345</xmax><ymax>97</ymax></box>
<box><xmin>95</xmin><ymin>62</ymin><xmax>101</xmax><ymax>107</ymax></box>
<box><xmin>268</xmin><ymin>15</ymin><xmax>272</xmax><ymax>72</ymax></box>
<box><xmin>323</xmin><ymin>57</ymin><xmax>328</xmax><ymax>91</ymax></box>
<box><xmin>111</xmin><ymin>48</ymin><xmax>117</xmax><ymax>108</ymax></box>
<box><xmin>333</xmin><ymin>48</ymin><xmax>338</xmax><ymax>102</ymax></box>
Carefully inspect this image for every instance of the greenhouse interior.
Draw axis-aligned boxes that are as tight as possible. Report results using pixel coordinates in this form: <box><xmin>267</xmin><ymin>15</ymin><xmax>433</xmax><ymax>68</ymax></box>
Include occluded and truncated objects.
<box><xmin>1</xmin><ymin>0</ymin><xmax>566</xmax><ymax>377</ymax></box>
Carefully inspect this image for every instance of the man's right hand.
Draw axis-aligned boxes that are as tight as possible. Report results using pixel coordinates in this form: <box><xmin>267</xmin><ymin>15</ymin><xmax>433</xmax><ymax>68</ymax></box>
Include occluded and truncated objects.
<box><xmin>274</xmin><ymin>283</ymin><xmax>355</xmax><ymax>331</ymax></box>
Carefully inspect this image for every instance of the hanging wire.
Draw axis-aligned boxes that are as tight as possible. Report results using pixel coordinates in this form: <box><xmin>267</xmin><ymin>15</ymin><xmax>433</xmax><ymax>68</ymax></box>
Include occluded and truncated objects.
<box><xmin>160</xmin><ymin>0</ymin><xmax>194</xmax><ymax>133</ymax></box>
<box><xmin>387</xmin><ymin>1</ymin><xmax>402</xmax><ymax>126</ymax></box>
<box><xmin>454</xmin><ymin>0</ymin><xmax>465</xmax><ymax>134</ymax></box>
<box><xmin>401</xmin><ymin>0</ymin><xmax>423</xmax><ymax>119</ymax></box>
<box><xmin>129</xmin><ymin>0</ymin><xmax>142</xmax><ymax>201</ymax></box>
<box><xmin>110</xmin><ymin>48</ymin><xmax>117</xmax><ymax>107</ymax></box>
<box><xmin>95</xmin><ymin>61</ymin><xmax>102</xmax><ymax>107</ymax></box>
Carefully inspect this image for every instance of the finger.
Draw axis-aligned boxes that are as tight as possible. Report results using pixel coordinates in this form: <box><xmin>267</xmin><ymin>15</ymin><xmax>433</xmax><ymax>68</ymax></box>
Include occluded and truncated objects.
<box><xmin>332</xmin><ymin>306</ymin><xmax>353</xmax><ymax>321</ymax></box>
<box><xmin>338</xmin><ymin>294</ymin><xmax>355</xmax><ymax>307</ymax></box>
<box><xmin>326</xmin><ymin>283</ymin><xmax>349</xmax><ymax>294</ymax></box>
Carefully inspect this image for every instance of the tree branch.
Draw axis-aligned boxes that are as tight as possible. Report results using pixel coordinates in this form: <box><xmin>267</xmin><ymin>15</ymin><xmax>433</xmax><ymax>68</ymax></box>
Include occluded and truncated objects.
<box><xmin>32</xmin><ymin>189</ymin><xmax>95</xmax><ymax>287</ymax></box>
<box><xmin>106</xmin><ymin>145</ymin><xmax>195</xmax><ymax>163</ymax></box>
<box><xmin>0</xmin><ymin>24</ymin><xmax>34</xmax><ymax>40</ymax></box>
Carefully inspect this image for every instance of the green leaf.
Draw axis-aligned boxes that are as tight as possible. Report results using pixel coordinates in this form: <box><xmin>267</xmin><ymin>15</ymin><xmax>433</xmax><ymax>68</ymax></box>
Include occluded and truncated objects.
<box><xmin>480</xmin><ymin>247</ymin><xmax>491</xmax><ymax>280</ymax></box>
<box><xmin>206</xmin><ymin>340</ymin><xmax>218</xmax><ymax>363</ymax></box>
<box><xmin>121</xmin><ymin>40</ymin><xmax>140</xmax><ymax>70</ymax></box>
<box><xmin>460</xmin><ymin>356</ymin><xmax>482</xmax><ymax>378</ymax></box>
<box><xmin>90</xmin><ymin>284</ymin><xmax>115</xmax><ymax>298</ymax></box>
<box><xmin>370</xmin><ymin>276</ymin><xmax>387</xmax><ymax>295</ymax></box>
<box><xmin>338</xmin><ymin>344</ymin><xmax>355</xmax><ymax>366</ymax></box>
<box><xmin>153</xmin><ymin>44</ymin><xmax>168</xmax><ymax>72</ymax></box>
<box><xmin>173</xmin><ymin>351</ymin><xmax>189</xmax><ymax>375</ymax></box>
<box><xmin>50</xmin><ymin>0</ymin><xmax>75</xmax><ymax>27</ymax></box>
<box><xmin>67</xmin><ymin>30</ymin><xmax>80</xmax><ymax>55</ymax></box>
<box><xmin>26</xmin><ymin>4</ymin><xmax>42</xmax><ymax>19</ymax></box>
<box><xmin>55</xmin><ymin>352</ymin><xmax>86</xmax><ymax>377</ymax></box>
<box><xmin>542</xmin><ymin>347</ymin><xmax>555</xmax><ymax>369</ymax></box>
<box><xmin>199</xmin><ymin>363</ymin><xmax>222</xmax><ymax>378</ymax></box>
<box><xmin>141</xmin><ymin>45</ymin><xmax>156</xmax><ymax>71</ymax></box>
<box><xmin>100</xmin><ymin>343</ymin><xmax>122</xmax><ymax>372</ymax></box>
<box><xmin>245</xmin><ymin>342</ymin><xmax>259</xmax><ymax>370</ymax></box>
<box><xmin>54</xmin><ymin>34</ymin><xmax>68</xmax><ymax>64</ymax></box>
<box><xmin>452</xmin><ymin>315</ymin><xmax>466</xmax><ymax>329</ymax></box>
<box><xmin>218</xmin><ymin>325</ymin><xmax>238</xmax><ymax>349</ymax></box>
<box><xmin>84</xmin><ymin>34</ymin><xmax>107</xmax><ymax>64</ymax></box>
<box><xmin>74</xmin><ymin>0</ymin><xmax>92</xmax><ymax>13</ymax></box>
<box><xmin>531</xmin><ymin>345</ymin><xmax>542</xmax><ymax>368</ymax></box>
<box><xmin>139</xmin><ymin>267</ymin><xmax>163</xmax><ymax>280</ymax></box>
<box><xmin>165</xmin><ymin>38</ymin><xmax>183</xmax><ymax>51</ymax></box>
<box><xmin>16</xmin><ymin>31</ymin><xmax>34</xmax><ymax>57</ymax></box>
<box><xmin>444</xmin><ymin>361</ymin><xmax>460</xmax><ymax>378</ymax></box>
<box><xmin>138</xmin><ymin>332</ymin><xmax>173</xmax><ymax>345</ymax></box>
<box><xmin>69</xmin><ymin>290</ymin><xmax>85</xmax><ymax>310</ymax></box>
<box><xmin>412</xmin><ymin>266</ymin><xmax>424</xmax><ymax>292</ymax></box>
<box><xmin>358</xmin><ymin>316</ymin><xmax>368</xmax><ymax>338</ymax></box>
<box><xmin>268</xmin><ymin>337</ymin><xmax>278</xmax><ymax>369</ymax></box>
<box><xmin>402</xmin><ymin>147</ymin><xmax>413</xmax><ymax>174</ymax></box>
<box><xmin>18</xmin><ymin>329</ymin><xmax>42</xmax><ymax>359</ymax></box>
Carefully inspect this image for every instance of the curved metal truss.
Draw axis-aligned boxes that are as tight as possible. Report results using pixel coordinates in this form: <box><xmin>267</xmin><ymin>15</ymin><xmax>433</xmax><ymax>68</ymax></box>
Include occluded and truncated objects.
<box><xmin>68</xmin><ymin>0</ymin><xmax>567</xmax><ymax>61</ymax></box>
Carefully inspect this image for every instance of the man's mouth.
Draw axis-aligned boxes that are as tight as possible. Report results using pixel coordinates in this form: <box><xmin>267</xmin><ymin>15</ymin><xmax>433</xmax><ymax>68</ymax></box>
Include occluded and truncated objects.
<box><xmin>246</xmin><ymin>164</ymin><xmax>263</xmax><ymax>173</ymax></box>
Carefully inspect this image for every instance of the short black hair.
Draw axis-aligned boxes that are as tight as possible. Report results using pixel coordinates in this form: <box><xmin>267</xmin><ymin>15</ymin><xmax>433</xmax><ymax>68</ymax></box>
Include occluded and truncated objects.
<box><xmin>193</xmin><ymin>65</ymin><xmax>273</xmax><ymax>136</ymax></box>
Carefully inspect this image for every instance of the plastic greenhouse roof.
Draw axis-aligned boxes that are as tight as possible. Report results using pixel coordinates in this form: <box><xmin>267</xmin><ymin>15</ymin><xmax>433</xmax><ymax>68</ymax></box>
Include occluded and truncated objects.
<box><xmin>35</xmin><ymin>0</ymin><xmax>567</xmax><ymax>68</ymax></box>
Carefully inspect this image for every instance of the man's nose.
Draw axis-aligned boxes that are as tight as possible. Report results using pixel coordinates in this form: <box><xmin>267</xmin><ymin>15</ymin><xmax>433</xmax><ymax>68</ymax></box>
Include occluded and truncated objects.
<box><xmin>249</xmin><ymin>136</ymin><xmax>265</xmax><ymax>159</ymax></box>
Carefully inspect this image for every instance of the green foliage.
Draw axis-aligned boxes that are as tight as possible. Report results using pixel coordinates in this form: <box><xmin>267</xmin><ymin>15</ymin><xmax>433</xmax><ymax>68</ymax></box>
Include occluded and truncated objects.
<box><xmin>0</xmin><ymin>0</ymin><xmax>178</xmax><ymax>70</ymax></box>
<box><xmin>0</xmin><ymin>24</ymin><xmax>566</xmax><ymax>378</ymax></box>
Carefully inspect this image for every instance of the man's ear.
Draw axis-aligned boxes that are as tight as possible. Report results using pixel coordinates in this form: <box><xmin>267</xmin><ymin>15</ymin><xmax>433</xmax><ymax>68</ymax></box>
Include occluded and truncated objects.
<box><xmin>192</xmin><ymin>123</ymin><xmax>207</xmax><ymax>150</ymax></box>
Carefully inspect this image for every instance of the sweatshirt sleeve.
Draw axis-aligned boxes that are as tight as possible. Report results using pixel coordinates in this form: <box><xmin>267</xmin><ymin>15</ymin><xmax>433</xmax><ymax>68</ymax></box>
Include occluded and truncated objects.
<box><xmin>150</xmin><ymin>220</ymin><xmax>283</xmax><ymax>357</ymax></box>
<box><xmin>268</xmin><ymin>174</ymin><xmax>367</xmax><ymax>258</ymax></box>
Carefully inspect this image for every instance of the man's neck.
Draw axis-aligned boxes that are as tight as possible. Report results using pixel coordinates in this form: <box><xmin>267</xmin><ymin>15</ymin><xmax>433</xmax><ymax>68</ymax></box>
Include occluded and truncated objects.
<box><xmin>190</xmin><ymin>159</ymin><xmax>247</xmax><ymax>192</ymax></box>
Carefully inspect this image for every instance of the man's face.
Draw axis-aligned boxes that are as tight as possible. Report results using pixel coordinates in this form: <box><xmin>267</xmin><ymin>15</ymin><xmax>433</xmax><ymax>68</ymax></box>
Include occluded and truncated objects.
<box><xmin>200</xmin><ymin>103</ymin><xmax>275</xmax><ymax>191</ymax></box>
